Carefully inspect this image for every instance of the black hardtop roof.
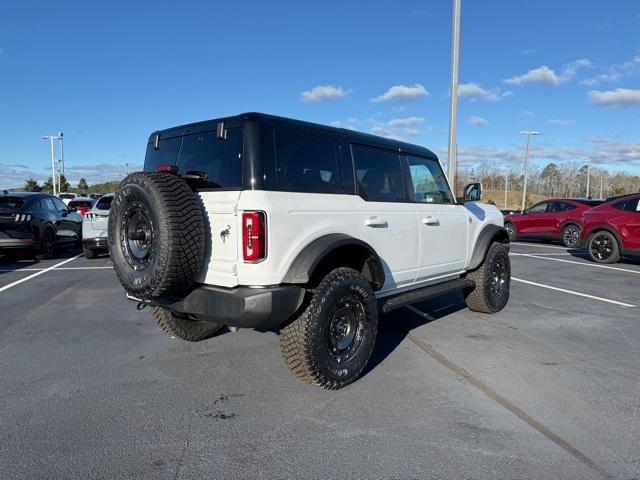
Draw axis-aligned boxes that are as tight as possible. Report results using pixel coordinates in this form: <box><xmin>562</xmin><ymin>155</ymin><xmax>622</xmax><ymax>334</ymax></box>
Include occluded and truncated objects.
<box><xmin>149</xmin><ymin>112</ymin><xmax>439</xmax><ymax>159</ymax></box>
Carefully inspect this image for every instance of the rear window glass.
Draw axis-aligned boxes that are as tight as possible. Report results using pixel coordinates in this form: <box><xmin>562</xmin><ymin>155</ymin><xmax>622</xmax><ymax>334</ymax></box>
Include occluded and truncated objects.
<box><xmin>352</xmin><ymin>145</ymin><xmax>405</xmax><ymax>202</ymax></box>
<box><xmin>0</xmin><ymin>197</ymin><xmax>24</xmax><ymax>210</ymax></box>
<box><xmin>273</xmin><ymin>129</ymin><xmax>339</xmax><ymax>193</ymax></box>
<box><xmin>144</xmin><ymin>137</ymin><xmax>182</xmax><ymax>172</ymax></box>
<box><xmin>177</xmin><ymin>129</ymin><xmax>243</xmax><ymax>189</ymax></box>
<box><xmin>95</xmin><ymin>197</ymin><xmax>113</xmax><ymax>210</ymax></box>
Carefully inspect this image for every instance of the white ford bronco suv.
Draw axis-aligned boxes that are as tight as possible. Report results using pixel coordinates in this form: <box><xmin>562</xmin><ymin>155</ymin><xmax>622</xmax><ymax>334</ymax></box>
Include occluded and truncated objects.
<box><xmin>108</xmin><ymin>113</ymin><xmax>510</xmax><ymax>389</ymax></box>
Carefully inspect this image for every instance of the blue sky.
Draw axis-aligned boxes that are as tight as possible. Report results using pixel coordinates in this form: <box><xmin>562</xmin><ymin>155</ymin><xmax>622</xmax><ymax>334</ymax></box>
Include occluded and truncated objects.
<box><xmin>1</xmin><ymin>0</ymin><xmax>639</xmax><ymax>188</ymax></box>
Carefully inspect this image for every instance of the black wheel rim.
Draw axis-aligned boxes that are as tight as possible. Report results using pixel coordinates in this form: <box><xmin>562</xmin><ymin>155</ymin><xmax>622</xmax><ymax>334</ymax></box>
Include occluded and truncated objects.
<box><xmin>120</xmin><ymin>201</ymin><xmax>155</xmax><ymax>270</ymax></box>
<box><xmin>564</xmin><ymin>226</ymin><xmax>579</xmax><ymax>247</ymax></box>
<box><xmin>327</xmin><ymin>294</ymin><xmax>366</xmax><ymax>364</ymax></box>
<box><xmin>505</xmin><ymin>224</ymin><xmax>515</xmax><ymax>239</ymax></box>
<box><xmin>43</xmin><ymin>233</ymin><xmax>54</xmax><ymax>258</ymax></box>
<box><xmin>489</xmin><ymin>254</ymin><xmax>508</xmax><ymax>297</ymax></box>
<box><xmin>590</xmin><ymin>234</ymin><xmax>613</xmax><ymax>260</ymax></box>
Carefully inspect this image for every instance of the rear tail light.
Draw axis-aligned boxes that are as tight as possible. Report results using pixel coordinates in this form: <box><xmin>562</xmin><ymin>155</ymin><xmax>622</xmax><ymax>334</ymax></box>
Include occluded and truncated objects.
<box><xmin>156</xmin><ymin>165</ymin><xmax>178</xmax><ymax>173</ymax></box>
<box><xmin>242</xmin><ymin>211</ymin><xmax>266</xmax><ymax>263</ymax></box>
<box><xmin>14</xmin><ymin>214</ymin><xmax>31</xmax><ymax>222</ymax></box>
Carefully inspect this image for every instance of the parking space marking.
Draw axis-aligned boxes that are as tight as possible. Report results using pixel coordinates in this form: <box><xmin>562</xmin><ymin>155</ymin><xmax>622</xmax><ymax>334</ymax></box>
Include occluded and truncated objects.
<box><xmin>511</xmin><ymin>242</ymin><xmax>571</xmax><ymax>251</ymax></box>
<box><xmin>511</xmin><ymin>253</ymin><xmax>640</xmax><ymax>274</ymax></box>
<box><xmin>511</xmin><ymin>252</ymin><xmax>585</xmax><ymax>256</ymax></box>
<box><xmin>0</xmin><ymin>254</ymin><xmax>82</xmax><ymax>294</ymax></box>
<box><xmin>405</xmin><ymin>331</ymin><xmax>610</xmax><ymax>479</ymax></box>
<box><xmin>0</xmin><ymin>266</ymin><xmax>113</xmax><ymax>272</ymax></box>
<box><xmin>512</xmin><ymin>277</ymin><xmax>635</xmax><ymax>308</ymax></box>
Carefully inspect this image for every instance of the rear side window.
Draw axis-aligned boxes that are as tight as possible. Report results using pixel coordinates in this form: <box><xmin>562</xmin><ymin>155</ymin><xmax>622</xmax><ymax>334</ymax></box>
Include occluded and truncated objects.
<box><xmin>406</xmin><ymin>156</ymin><xmax>454</xmax><ymax>204</ymax></box>
<box><xmin>273</xmin><ymin>129</ymin><xmax>339</xmax><ymax>193</ymax></box>
<box><xmin>177</xmin><ymin>129</ymin><xmax>243</xmax><ymax>189</ymax></box>
<box><xmin>95</xmin><ymin>197</ymin><xmax>113</xmax><ymax>210</ymax></box>
<box><xmin>0</xmin><ymin>197</ymin><xmax>24</xmax><ymax>211</ymax></box>
<box><xmin>614</xmin><ymin>198</ymin><xmax>640</xmax><ymax>212</ymax></box>
<box><xmin>352</xmin><ymin>145</ymin><xmax>405</xmax><ymax>202</ymax></box>
<box><xmin>551</xmin><ymin>201</ymin><xmax>575</xmax><ymax>212</ymax></box>
<box><xmin>42</xmin><ymin>197</ymin><xmax>56</xmax><ymax>211</ymax></box>
<box><xmin>144</xmin><ymin>137</ymin><xmax>182</xmax><ymax>172</ymax></box>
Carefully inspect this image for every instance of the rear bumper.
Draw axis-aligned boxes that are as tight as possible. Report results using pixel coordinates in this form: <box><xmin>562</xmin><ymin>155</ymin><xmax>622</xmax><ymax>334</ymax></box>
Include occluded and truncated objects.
<box><xmin>134</xmin><ymin>284</ymin><xmax>306</xmax><ymax>329</ymax></box>
<box><xmin>83</xmin><ymin>238</ymin><xmax>109</xmax><ymax>250</ymax></box>
<box><xmin>0</xmin><ymin>237</ymin><xmax>37</xmax><ymax>249</ymax></box>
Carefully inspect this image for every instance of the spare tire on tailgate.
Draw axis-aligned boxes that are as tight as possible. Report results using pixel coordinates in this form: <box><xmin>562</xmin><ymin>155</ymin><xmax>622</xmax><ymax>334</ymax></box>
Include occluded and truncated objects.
<box><xmin>108</xmin><ymin>172</ymin><xmax>205</xmax><ymax>299</ymax></box>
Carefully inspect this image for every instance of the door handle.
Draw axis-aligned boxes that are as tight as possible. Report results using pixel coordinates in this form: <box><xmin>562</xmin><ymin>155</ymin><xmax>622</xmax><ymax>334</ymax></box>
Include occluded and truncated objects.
<box><xmin>422</xmin><ymin>217</ymin><xmax>440</xmax><ymax>226</ymax></box>
<box><xmin>364</xmin><ymin>217</ymin><xmax>388</xmax><ymax>227</ymax></box>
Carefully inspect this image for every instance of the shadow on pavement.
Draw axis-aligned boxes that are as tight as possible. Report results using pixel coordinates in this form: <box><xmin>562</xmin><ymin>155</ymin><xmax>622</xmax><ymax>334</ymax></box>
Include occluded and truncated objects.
<box><xmin>362</xmin><ymin>291</ymin><xmax>467</xmax><ymax>378</ymax></box>
<box><xmin>0</xmin><ymin>246</ymin><xmax>83</xmax><ymax>274</ymax></box>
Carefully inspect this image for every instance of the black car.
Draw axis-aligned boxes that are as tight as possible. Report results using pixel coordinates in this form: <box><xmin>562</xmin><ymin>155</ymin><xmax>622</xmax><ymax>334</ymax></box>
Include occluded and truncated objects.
<box><xmin>0</xmin><ymin>191</ymin><xmax>83</xmax><ymax>259</ymax></box>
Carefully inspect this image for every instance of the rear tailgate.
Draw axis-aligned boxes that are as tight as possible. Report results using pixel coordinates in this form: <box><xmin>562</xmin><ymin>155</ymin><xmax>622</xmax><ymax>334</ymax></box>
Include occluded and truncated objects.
<box><xmin>196</xmin><ymin>191</ymin><xmax>241</xmax><ymax>287</ymax></box>
<box><xmin>83</xmin><ymin>211</ymin><xmax>109</xmax><ymax>239</ymax></box>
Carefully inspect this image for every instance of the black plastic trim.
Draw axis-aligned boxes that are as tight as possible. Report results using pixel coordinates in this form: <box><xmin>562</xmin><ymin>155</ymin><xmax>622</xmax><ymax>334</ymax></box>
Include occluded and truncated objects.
<box><xmin>468</xmin><ymin>225</ymin><xmax>510</xmax><ymax>271</ymax></box>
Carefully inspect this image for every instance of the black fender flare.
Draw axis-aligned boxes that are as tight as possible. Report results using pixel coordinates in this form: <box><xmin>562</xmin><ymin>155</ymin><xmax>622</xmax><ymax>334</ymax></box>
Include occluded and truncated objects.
<box><xmin>282</xmin><ymin>233</ymin><xmax>385</xmax><ymax>290</ymax></box>
<box><xmin>468</xmin><ymin>224</ymin><xmax>510</xmax><ymax>271</ymax></box>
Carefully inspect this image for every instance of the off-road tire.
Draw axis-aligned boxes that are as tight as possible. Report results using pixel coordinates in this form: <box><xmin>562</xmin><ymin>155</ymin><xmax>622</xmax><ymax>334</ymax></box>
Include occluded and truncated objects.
<box><xmin>152</xmin><ymin>307</ymin><xmax>224</xmax><ymax>342</ymax></box>
<box><xmin>108</xmin><ymin>172</ymin><xmax>205</xmax><ymax>299</ymax></box>
<box><xmin>504</xmin><ymin>222</ymin><xmax>516</xmax><ymax>242</ymax></box>
<box><xmin>83</xmin><ymin>246</ymin><xmax>97</xmax><ymax>259</ymax></box>
<box><xmin>587</xmin><ymin>230</ymin><xmax>620</xmax><ymax>264</ymax></box>
<box><xmin>465</xmin><ymin>242</ymin><xmax>510</xmax><ymax>314</ymax></box>
<box><xmin>279</xmin><ymin>268</ymin><xmax>378</xmax><ymax>390</ymax></box>
<box><xmin>561</xmin><ymin>224</ymin><xmax>580</xmax><ymax>248</ymax></box>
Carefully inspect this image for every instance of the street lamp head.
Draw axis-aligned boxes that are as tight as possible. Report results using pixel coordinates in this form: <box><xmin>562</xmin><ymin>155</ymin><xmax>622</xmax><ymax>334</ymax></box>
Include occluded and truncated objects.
<box><xmin>519</xmin><ymin>131</ymin><xmax>541</xmax><ymax>136</ymax></box>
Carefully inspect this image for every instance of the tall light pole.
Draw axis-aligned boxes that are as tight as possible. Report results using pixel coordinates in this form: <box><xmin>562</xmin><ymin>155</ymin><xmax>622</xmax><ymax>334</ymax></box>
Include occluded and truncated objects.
<box><xmin>58</xmin><ymin>132</ymin><xmax>65</xmax><ymax>177</ymax></box>
<box><xmin>43</xmin><ymin>135</ymin><xmax>63</xmax><ymax>195</ymax></box>
<box><xmin>446</xmin><ymin>0</ymin><xmax>462</xmax><ymax>191</ymax></box>
<box><xmin>519</xmin><ymin>131</ymin><xmax>540</xmax><ymax>211</ymax></box>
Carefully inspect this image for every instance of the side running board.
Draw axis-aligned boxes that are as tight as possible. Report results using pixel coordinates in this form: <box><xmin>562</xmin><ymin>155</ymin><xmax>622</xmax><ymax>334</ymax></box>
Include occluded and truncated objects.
<box><xmin>380</xmin><ymin>278</ymin><xmax>475</xmax><ymax>313</ymax></box>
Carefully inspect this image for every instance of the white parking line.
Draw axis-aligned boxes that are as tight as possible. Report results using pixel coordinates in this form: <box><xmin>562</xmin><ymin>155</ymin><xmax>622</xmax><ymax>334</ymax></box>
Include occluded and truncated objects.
<box><xmin>0</xmin><ymin>266</ymin><xmax>113</xmax><ymax>272</ymax></box>
<box><xmin>0</xmin><ymin>254</ymin><xmax>82</xmax><ymax>294</ymax></box>
<box><xmin>511</xmin><ymin>253</ymin><xmax>640</xmax><ymax>274</ymax></box>
<box><xmin>511</xmin><ymin>252</ymin><xmax>585</xmax><ymax>257</ymax></box>
<box><xmin>511</xmin><ymin>242</ymin><xmax>570</xmax><ymax>251</ymax></box>
<box><xmin>512</xmin><ymin>277</ymin><xmax>635</xmax><ymax>308</ymax></box>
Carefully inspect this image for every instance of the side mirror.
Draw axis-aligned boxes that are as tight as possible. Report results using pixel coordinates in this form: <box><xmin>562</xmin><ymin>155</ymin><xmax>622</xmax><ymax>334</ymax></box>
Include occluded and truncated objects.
<box><xmin>463</xmin><ymin>182</ymin><xmax>482</xmax><ymax>203</ymax></box>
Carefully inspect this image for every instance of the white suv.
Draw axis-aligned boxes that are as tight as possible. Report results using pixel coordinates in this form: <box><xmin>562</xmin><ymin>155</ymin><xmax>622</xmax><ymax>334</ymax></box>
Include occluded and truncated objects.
<box><xmin>108</xmin><ymin>113</ymin><xmax>510</xmax><ymax>389</ymax></box>
<box><xmin>82</xmin><ymin>194</ymin><xmax>113</xmax><ymax>258</ymax></box>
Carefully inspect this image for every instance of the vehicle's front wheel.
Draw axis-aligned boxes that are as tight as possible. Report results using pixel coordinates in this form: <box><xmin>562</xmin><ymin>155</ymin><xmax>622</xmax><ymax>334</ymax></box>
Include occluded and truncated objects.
<box><xmin>279</xmin><ymin>268</ymin><xmax>378</xmax><ymax>390</ymax></box>
<box><xmin>83</xmin><ymin>246</ymin><xmax>97</xmax><ymax>259</ymax></box>
<box><xmin>465</xmin><ymin>242</ymin><xmax>510</xmax><ymax>313</ymax></box>
<box><xmin>561</xmin><ymin>224</ymin><xmax>580</xmax><ymax>248</ymax></box>
<box><xmin>152</xmin><ymin>307</ymin><xmax>225</xmax><ymax>342</ymax></box>
<box><xmin>587</xmin><ymin>231</ymin><xmax>620</xmax><ymax>264</ymax></box>
<box><xmin>504</xmin><ymin>222</ymin><xmax>517</xmax><ymax>242</ymax></box>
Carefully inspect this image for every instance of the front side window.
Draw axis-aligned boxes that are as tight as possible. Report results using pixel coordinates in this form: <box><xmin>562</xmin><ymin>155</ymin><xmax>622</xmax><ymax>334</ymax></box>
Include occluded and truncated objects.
<box><xmin>177</xmin><ymin>129</ymin><xmax>243</xmax><ymax>189</ymax></box>
<box><xmin>273</xmin><ymin>129</ymin><xmax>339</xmax><ymax>193</ymax></box>
<box><xmin>529</xmin><ymin>202</ymin><xmax>549</xmax><ymax>213</ymax></box>
<box><xmin>352</xmin><ymin>145</ymin><xmax>405</xmax><ymax>202</ymax></box>
<box><xmin>406</xmin><ymin>156</ymin><xmax>454</xmax><ymax>204</ymax></box>
<box><xmin>144</xmin><ymin>136</ymin><xmax>182</xmax><ymax>172</ymax></box>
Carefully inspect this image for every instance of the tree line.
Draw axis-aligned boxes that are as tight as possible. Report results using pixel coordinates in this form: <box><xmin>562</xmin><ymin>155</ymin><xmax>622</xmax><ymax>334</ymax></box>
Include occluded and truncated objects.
<box><xmin>22</xmin><ymin>176</ymin><xmax>120</xmax><ymax>195</ymax></box>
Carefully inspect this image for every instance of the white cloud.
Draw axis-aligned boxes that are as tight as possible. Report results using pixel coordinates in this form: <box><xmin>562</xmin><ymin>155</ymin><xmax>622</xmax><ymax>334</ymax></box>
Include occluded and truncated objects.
<box><xmin>580</xmin><ymin>55</ymin><xmax>640</xmax><ymax>86</ymax></box>
<box><xmin>387</xmin><ymin>116</ymin><xmax>424</xmax><ymax>127</ymax></box>
<box><xmin>467</xmin><ymin>116</ymin><xmax>488</xmax><ymax>126</ymax></box>
<box><xmin>301</xmin><ymin>85</ymin><xmax>348</xmax><ymax>102</ymax></box>
<box><xmin>588</xmin><ymin>88</ymin><xmax>640</xmax><ymax>107</ymax></box>
<box><xmin>505</xmin><ymin>58</ymin><xmax>591</xmax><ymax>86</ymax></box>
<box><xmin>370</xmin><ymin>84</ymin><xmax>429</xmax><ymax>103</ymax></box>
<box><xmin>458</xmin><ymin>82</ymin><xmax>513</xmax><ymax>102</ymax></box>
<box><xmin>547</xmin><ymin>119</ymin><xmax>575</xmax><ymax>126</ymax></box>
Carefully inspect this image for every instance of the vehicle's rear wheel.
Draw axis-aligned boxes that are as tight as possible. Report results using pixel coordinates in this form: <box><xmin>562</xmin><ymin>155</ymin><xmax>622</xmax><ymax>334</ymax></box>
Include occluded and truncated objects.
<box><xmin>587</xmin><ymin>231</ymin><xmax>620</xmax><ymax>264</ymax></box>
<box><xmin>504</xmin><ymin>222</ymin><xmax>516</xmax><ymax>242</ymax></box>
<box><xmin>152</xmin><ymin>307</ymin><xmax>224</xmax><ymax>342</ymax></box>
<box><xmin>465</xmin><ymin>242</ymin><xmax>510</xmax><ymax>314</ymax></box>
<box><xmin>279</xmin><ymin>268</ymin><xmax>378</xmax><ymax>390</ymax></box>
<box><xmin>83</xmin><ymin>246</ymin><xmax>97</xmax><ymax>259</ymax></box>
<box><xmin>108</xmin><ymin>172</ymin><xmax>205</xmax><ymax>299</ymax></box>
<box><xmin>561</xmin><ymin>224</ymin><xmax>580</xmax><ymax>248</ymax></box>
<box><xmin>36</xmin><ymin>228</ymin><xmax>55</xmax><ymax>260</ymax></box>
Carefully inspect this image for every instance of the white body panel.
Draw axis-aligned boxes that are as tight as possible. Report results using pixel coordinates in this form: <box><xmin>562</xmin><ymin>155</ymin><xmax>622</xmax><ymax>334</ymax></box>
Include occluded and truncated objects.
<box><xmin>195</xmin><ymin>189</ymin><xmax>504</xmax><ymax>293</ymax></box>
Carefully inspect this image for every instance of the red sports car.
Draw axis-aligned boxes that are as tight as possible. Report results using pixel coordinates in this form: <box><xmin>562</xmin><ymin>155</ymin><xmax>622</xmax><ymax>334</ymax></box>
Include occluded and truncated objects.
<box><xmin>581</xmin><ymin>193</ymin><xmax>640</xmax><ymax>263</ymax></box>
<box><xmin>504</xmin><ymin>198</ymin><xmax>602</xmax><ymax>247</ymax></box>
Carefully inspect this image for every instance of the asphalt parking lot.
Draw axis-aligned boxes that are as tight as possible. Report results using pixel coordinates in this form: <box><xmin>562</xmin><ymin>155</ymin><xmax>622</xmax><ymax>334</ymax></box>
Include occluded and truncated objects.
<box><xmin>1</xmin><ymin>243</ymin><xmax>639</xmax><ymax>480</ymax></box>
